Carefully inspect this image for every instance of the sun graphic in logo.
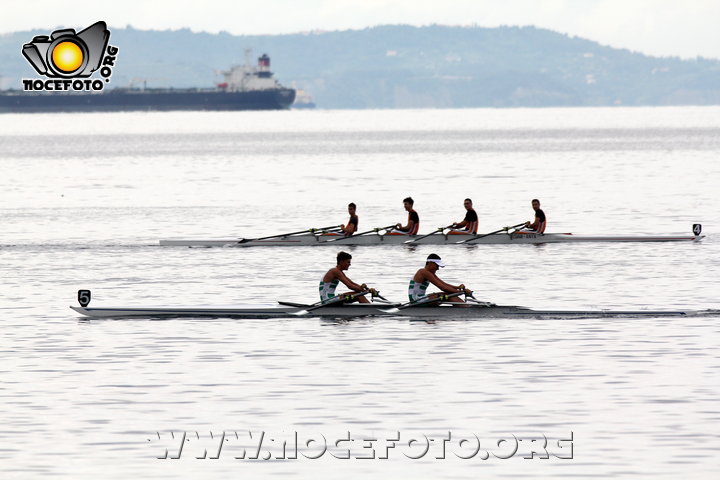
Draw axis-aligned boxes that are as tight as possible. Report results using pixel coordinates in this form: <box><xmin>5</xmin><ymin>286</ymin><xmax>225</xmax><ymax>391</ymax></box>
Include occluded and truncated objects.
<box><xmin>51</xmin><ymin>41</ymin><xmax>84</xmax><ymax>73</ymax></box>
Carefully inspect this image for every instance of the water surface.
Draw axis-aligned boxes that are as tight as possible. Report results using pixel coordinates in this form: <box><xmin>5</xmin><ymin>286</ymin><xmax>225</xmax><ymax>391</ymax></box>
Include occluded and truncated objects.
<box><xmin>1</xmin><ymin>107</ymin><xmax>719</xmax><ymax>479</ymax></box>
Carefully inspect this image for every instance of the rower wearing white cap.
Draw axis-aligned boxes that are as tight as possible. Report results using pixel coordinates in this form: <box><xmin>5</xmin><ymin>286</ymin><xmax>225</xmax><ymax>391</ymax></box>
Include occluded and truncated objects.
<box><xmin>408</xmin><ymin>253</ymin><xmax>470</xmax><ymax>304</ymax></box>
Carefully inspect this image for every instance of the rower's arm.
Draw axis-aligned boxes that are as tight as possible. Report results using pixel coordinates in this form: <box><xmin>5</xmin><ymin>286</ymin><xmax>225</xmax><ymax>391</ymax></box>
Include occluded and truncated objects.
<box><xmin>396</xmin><ymin>219</ymin><xmax>416</xmax><ymax>232</ymax></box>
<box><xmin>426</xmin><ymin>272</ymin><xmax>462</xmax><ymax>293</ymax></box>
<box><xmin>337</xmin><ymin>271</ymin><xmax>364</xmax><ymax>292</ymax></box>
<box><xmin>453</xmin><ymin>219</ymin><xmax>469</xmax><ymax>228</ymax></box>
<box><xmin>526</xmin><ymin>216</ymin><xmax>540</xmax><ymax>230</ymax></box>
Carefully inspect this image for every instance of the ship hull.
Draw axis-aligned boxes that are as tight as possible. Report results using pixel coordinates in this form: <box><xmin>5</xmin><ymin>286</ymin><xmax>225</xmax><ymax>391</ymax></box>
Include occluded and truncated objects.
<box><xmin>0</xmin><ymin>88</ymin><xmax>296</xmax><ymax>113</ymax></box>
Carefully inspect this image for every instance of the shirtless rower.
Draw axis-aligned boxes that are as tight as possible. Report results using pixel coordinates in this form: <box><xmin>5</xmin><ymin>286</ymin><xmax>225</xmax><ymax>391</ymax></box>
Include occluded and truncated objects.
<box><xmin>391</xmin><ymin>196</ymin><xmax>420</xmax><ymax>235</ymax></box>
<box><xmin>449</xmin><ymin>198</ymin><xmax>479</xmax><ymax>234</ymax></box>
<box><xmin>339</xmin><ymin>203</ymin><xmax>359</xmax><ymax>236</ymax></box>
<box><xmin>523</xmin><ymin>198</ymin><xmax>547</xmax><ymax>233</ymax></box>
<box><xmin>408</xmin><ymin>253</ymin><xmax>471</xmax><ymax>304</ymax></box>
<box><xmin>319</xmin><ymin>252</ymin><xmax>373</xmax><ymax>304</ymax></box>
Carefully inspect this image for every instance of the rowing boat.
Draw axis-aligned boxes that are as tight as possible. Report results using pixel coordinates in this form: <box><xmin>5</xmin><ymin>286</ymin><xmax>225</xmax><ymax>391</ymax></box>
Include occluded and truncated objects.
<box><xmin>70</xmin><ymin>302</ymin><xmax>697</xmax><ymax>319</ymax></box>
<box><xmin>159</xmin><ymin>225</ymin><xmax>704</xmax><ymax>247</ymax></box>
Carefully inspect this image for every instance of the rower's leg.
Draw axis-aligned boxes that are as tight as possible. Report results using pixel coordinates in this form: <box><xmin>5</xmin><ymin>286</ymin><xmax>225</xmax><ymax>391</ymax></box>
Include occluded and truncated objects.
<box><xmin>357</xmin><ymin>296</ymin><xmax>370</xmax><ymax>304</ymax></box>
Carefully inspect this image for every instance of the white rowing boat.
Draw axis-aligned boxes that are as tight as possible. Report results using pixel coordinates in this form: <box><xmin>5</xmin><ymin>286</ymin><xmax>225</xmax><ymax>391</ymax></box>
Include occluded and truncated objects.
<box><xmin>70</xmin><ymin>300</ymin><xmax>698</xmax><ymax>319</ymax></box>
<box><xmin>159</xmin><ymin>224</ymin><xmax>704</xmax><ymax>247</ymax></box>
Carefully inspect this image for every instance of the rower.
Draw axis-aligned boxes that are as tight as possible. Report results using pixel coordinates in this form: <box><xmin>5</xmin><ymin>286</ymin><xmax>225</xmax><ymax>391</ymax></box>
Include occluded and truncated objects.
<box><xmin>319</xmin><ymin>251</ymin><xmax>372</xmax><ymax>304</ymax></box>
<box><xmin>340</xmin><ymin>202</ymin><xmax>359</xmax><ymax>236</ymax></box>
<box><xmin>449</xmin><ymin>198</ymin><xmax>479</xmax><ymax>234</ymax></box>
<box><xmin>390</xmin><ymin>196</ymin><xmax>420</xmax><ymax>235</ymax></box>
<box><xmin>408</xmin><ymin>254</ymin><xmax>471</xmax><ymax>304</ymax></box>
<box><xmin>521</xmin><ymin>198</ymin><xmax>547</xmax><ymax>233</ymax></box>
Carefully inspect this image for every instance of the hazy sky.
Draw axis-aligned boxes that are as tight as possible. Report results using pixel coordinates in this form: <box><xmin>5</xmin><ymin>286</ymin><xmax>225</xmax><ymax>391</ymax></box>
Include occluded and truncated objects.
<box><xmin>3</xmin><ymin>0</ymin><xmax>719</xmax><ymax>59</ymax></box>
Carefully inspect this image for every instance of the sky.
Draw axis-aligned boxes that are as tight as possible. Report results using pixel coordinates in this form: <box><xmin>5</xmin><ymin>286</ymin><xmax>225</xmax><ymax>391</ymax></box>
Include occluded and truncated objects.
<box><xmin>3</xmin><ymin>0</ymin><xmax>719</xmax><ymax>59</ymax></box>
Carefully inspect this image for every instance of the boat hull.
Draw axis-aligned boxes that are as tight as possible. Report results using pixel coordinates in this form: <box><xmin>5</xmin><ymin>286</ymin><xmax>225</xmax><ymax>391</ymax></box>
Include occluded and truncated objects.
<box><xmin>70</xmin><ymin>303</ymin><xmax>692</xmax><ymax>319</ymax></box>
<box><xmin>0</xmin><ymin>88</ymin><xmax>296</xmax><ymax>113</ymax></box>
<box><xmin>159</xmin><ymin>232</ymin><xmax>704</xmax><ymax>247</ymax></box>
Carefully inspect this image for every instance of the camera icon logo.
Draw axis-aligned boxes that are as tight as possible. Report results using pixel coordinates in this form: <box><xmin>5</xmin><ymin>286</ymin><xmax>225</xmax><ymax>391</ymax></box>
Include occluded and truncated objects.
<box><xmin>22</xmin><ymin>21</ymin><xmax>110</xmax><ymax>78</ymax></box>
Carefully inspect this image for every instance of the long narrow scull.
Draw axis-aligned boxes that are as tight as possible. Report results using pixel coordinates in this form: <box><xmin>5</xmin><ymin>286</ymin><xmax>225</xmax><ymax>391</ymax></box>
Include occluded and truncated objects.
<box><xmin>159</xmin><ymin>225</ymin><xmax>704</xmax><ymax>247</ymax></box>
<box><xmin>70</xmin><ymin>302</ymin><xmax>699</xmax><ymax>319</ymax></box>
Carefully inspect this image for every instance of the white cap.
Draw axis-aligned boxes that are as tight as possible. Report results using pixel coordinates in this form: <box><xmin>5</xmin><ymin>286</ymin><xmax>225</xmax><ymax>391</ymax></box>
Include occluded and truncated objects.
<box><xmin>427</xmin><ymin>258</ymin><xmax>445</xmax><ymax>268</ymax></box>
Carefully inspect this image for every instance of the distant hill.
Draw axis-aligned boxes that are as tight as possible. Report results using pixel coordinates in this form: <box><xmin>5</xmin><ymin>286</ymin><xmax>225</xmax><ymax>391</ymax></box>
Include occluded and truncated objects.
<box><xmin>2</xmin><ymin>24</ymin><xmax>719</xmax><ymax>108</ymax></box>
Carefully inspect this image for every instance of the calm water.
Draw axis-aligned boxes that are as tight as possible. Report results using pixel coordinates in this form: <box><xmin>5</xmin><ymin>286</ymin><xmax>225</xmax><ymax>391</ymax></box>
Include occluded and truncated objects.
<box><xmin>1</xmin><ymin>107</ymin><xmax>719</xmax><ymax>479</ymax></box>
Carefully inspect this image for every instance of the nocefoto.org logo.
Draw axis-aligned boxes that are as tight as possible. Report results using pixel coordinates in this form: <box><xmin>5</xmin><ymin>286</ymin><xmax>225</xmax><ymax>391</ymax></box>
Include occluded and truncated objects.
<box><xmin>21</xmin><ymin>21</ymin><xmax>119</xmax><ymax>92</ymax></box>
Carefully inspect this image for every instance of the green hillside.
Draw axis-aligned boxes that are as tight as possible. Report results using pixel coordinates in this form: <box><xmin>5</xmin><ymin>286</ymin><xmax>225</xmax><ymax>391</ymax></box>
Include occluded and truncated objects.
<box><xmin>2</xmin><ymin>24</ymin><xmax>718</xmax><ymax>108</ymax></box>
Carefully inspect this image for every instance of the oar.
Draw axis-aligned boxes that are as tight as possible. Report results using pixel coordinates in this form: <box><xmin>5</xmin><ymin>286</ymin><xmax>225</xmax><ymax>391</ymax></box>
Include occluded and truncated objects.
<box><xmin>324</xmin><ymin>224</ymin><xmax>397</xmax><ymax>243</ymax></box>
<box><xmin>404</xmin><ymin>224</ymin><xmax>455</xmax><ymax>245</ymax></box>
<box><xmin>236</xmin><ymin>225</ymin><xmax>342</xmax><ymax>244</ymax></box>
<box><xmin>382</xmin><ymin>291</ymin><xmax>467</xmax><ymax>314</ymax></box>
<box><xmin>311</xmin><ymin>226</ymin><xmax>345</xmax><ymax>236</ymax></box>
<box><xmin>292</xmin><ymin>290</ymin><xmax>371</xmax><ymax>315</ymax></box>
<box><xmin>456</xmin><ymin>222</ymin><xmax>527</xmax><ymax>244</ymax></box>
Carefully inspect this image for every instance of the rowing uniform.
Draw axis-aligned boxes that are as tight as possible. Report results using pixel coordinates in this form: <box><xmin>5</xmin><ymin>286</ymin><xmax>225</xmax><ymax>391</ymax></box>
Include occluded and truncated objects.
<box><xmin>529</xmin><ymin>208</ymin><xmax>546</xmax><ymax>233</ymax></box>
<box><xmin>346</xmin><ymin>214</ymin><xmax>358</xmax><ymax>235</ymax></box>
<box><xmin>390</xmin><ymin>210</ymin><xmax>420</xmax><ymax>235</ymax></box>
<box><xmin>324</xmin><ymin>214</ymin><xmax>359</xmax><ymax>236</ymax></box>
<box><xmin>319</xmin><ymin>277</ymin><xmax>339</xmax><ymax>302</ymax></box>
<box><xmin>408</xmin><ymin>278</ymin><xmax>429</xmax><ymax>302</ymax></box>
<box><xmin>449</xmin><ymin>208</ymin><xmax>478</xmax><ymax>234</ymax></box>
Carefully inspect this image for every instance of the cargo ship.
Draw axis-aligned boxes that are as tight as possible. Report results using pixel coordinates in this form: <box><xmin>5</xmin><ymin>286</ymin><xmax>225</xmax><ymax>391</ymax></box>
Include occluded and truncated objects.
<box><xmin>0</xmin><ymin>53</ymin><xmax>295</xmax><ymax>113</ymax></box>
